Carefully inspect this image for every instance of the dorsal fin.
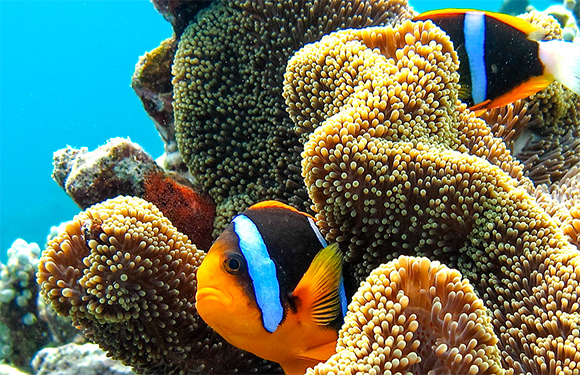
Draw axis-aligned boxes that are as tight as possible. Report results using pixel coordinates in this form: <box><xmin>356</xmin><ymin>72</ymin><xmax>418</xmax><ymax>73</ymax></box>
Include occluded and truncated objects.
<box><xmin>481</xmin><ymin>10</ymin><xmax>542</xmax><ymax>36</ymax></box>
<box><xmin>248</xmin><ymin>200</ymin><xmax>315</xmax><ymax>220</ymax></box>
<box><xmin>415</xmin><ymin>8</ymin><xmax>474</xmax><ymax>20</ymax></box>
<box><xmin>414</xmin><ymin>8</ymin><xmax>541</xmax><ymax>37</ymax></box>
<box><xmin>292</xmin><ymin>243</ymin><xmax>345</xmax><ymax>326</ymax></box>
<box><xmin>250</xmin><ymin>200</ymin><xmax>300</xmax><ymax>212</ymax></box>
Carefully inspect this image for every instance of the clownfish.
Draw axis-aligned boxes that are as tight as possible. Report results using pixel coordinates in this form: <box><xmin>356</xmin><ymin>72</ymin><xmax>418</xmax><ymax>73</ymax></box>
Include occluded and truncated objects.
<box><xmin>414</xmin><ymin>9</ymin><xmax>580</xmax><ymax>110</ymax></box>
<box><xmin>195</xmin><ymin>201</ymin><xmax>348</xmax><ymax>375</ymax></box>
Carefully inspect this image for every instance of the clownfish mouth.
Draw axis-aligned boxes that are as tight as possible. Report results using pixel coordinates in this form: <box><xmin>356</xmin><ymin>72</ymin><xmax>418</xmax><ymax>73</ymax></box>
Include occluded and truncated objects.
<box><xmin>196</xmin><ymin>287</ymin><xmax>234</xmax><ymax>308</ymax></box>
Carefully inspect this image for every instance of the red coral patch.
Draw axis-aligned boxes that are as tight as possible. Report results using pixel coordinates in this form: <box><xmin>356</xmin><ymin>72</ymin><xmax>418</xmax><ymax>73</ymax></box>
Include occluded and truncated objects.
<box><xmin>144</xmin><ymin>171</ymin><xmax>215</xmax><ymax>250</ymax></box>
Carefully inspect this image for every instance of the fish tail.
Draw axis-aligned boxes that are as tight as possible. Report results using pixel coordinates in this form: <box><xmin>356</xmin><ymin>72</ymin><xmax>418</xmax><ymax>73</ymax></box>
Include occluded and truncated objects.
<box><xmin>538</xmin><ymin>40</ymin><xmax>580</xmax><ymax>95</ymax></box>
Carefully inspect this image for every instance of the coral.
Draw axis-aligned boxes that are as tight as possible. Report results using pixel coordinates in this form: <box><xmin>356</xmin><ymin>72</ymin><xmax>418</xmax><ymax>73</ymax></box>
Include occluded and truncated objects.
<box><xmin>36</xmin><ymin>292</ymin><xmax>84</xmax><ymax>347</ymax></box>
<box><xmin>285</xmin><ymin>20</ymin><xmax>580</xmax><ymax>373</ymax></box>
<box><xmin>284</xmin><ymin>20</ymin><xmax>527</xmax><ymax>277</ymax></box>
<box><xmin>309</xmin><ymin>256</ymin><xmax>502</xmax><ymax>375</ymax></box>
<box><xmin>52</xmin><ymin>138</ymin><xmax>161</xmax><ymax>209</ymax></box>
<box><xmin>534</xmin><ymin>164</ymin><xmax>580</xmax><ymax>248</ymax></box>
<box><xmin>143</xmin><ymin>170</ymin><xmax>216</xmax><ymax>250</ymax></box>
<box><xmin>0</xmin><ymin>239</ymin><xmax>49</xmax><ymax>371</ymax></box>
<box><xmin>37</xmin><ymin>196</ymin><xmax>280</xmax><ymax>374</ymax></box>
<box><xmin>0</xmin><ymin>364</ymin><xmax>28</xmax><ymax>375</ymax></box>
<box><xmin>172</xmin><ymin>0</ymin><xmax>414</xmax><ymax>230</ymax></box>
<box><xmin>40</xmin><ymin>2</ymin><xmax>580</xmax><ymax>373</ymax></box>
<box><xmin>31</xmin><ymin>343</ymin><xmax>135</xmax><ymax>375</ymax></box>
<box><xmin>53</xmin><ymin>138</ymin><xmax>216</xmax><ymax>248</ymax></box>
<box><xmin>521</xmin><ymin>10</ymin><xmax>564</xmax><ymax>40</ymax></box>
<box><xmin>499</xmin><ymin>0</ymin><xmax>530</xmax><ymax>16</ymax></box>
<box><xmin>511</xmin><ymin>81</ymin><xmax>580</xmax><ymax>185</ymax></box>
<box><xmin>151</xmin><ymin>0</ymin><xmax>213</xmax><ymax>36</ymax></box>
<box><xmin>537</xmin><ymin>2</ymin><xmax>580</xmax><ymax>42</ymax></box>
<box><xmin>477</xmin><ymin>99</ymin><xmax>539</xmax><ymax>156</ymax></box>
<box><xmin>131</xmin><ymin>37</ymin><xmax>186</xmax><ymax>173</ymax></box>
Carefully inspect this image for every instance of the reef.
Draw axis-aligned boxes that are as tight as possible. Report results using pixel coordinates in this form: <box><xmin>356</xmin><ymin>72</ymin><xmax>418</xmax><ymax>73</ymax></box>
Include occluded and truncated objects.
<box><xmin>0</xmin><ymin>240</ymin><xmax>49</xmax><ymax>372</ymax></box>
<box><xmin>151</xmin><ymin>0</ymin><xmax>213</xmax><ymax>37</ymax></box>
<box><xmin>37</xmin><ymin>195</ymin><xmax>280</xmax><ymax>374</ymax></box>
<box><xmin>143</xmin><ymin>170</ymin><xmax>215</xmax><ymax>250</ymax></box>
<box><xmin>36</xmin><ymin>0</ymin><xmax>580</xmax><ymax>374</ymax></box>
<box><xmin>0</xmin><ymin>364</ymin><xmax>29</xmax><ymax>375</ymax></box>
<box><xmin>285</xmin><ymin>19</ymin><xmax>580</xmax><ymax>373</ymax></box>
<box><xmin>285</xmin><ymin>19</ymin><xmax>528</xmax><ymax>279</ymax></box>
<box><xmin>499</xmin><ymin>0</ymin><xmax>530</xmax><ymax>16</ymax></box>
<box><xmin>308</xmin><ymin>256</ymin><xmax>502</xmax><ymax>374</ymax></box>
<box><xmin>533</xmin><ymin>165</ymin><xmax>580</xmax><ymax>249</ymax></box>
<box><xmin>507</xmin><ymin>81</ymin><xmax>580</xmax><ymax>185</ymax></box>
<box><xmin>532</xmin><ymin>0</ymin><xmax>580</xmax><ymax>42</ymax></box>
<box><xmin>52</xmin><ymin>137</ymin><xmax>216</xmax><ymax>250</ymax></box>
<box><xmin>52</xmin><ymin>138</ymin><xmax>161</xmax><ymax>209</ymax></box>
<box><xmin>31</xmin><ymin>343</ymin><xmax>134</xmax><ymax>375</ymax></box>
<box><xmin>171</xmin><ymin>0</ymin><xmax>414</xmax><ymax>233</ymax></box>
<box><xmin>131</xmin><ymin>38</ymin><xmax>183</xmax><ymax>173</ymax></box>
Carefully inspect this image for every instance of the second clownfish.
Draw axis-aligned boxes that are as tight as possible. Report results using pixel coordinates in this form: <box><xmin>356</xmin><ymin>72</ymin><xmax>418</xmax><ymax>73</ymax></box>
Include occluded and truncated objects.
<box><xmin>414</xmin><ymin>9</ymin><xmax>580</xmax><ymax>110</ymax></box>
<box><xmin>195</xmin><ymin>201</ymin><xmax>348</xmax><ymax>374</ymax></box>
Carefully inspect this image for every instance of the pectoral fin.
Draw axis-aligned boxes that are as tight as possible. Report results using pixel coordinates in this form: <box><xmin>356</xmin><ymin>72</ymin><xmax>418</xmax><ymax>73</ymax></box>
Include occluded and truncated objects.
<box><xmin>292</xmin><ymin>243</ymin><xmax>345</xmax><ymax>326</ymax></box>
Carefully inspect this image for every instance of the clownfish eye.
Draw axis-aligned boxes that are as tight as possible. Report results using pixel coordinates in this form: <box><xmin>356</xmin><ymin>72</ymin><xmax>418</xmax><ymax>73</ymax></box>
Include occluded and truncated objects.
<box><xmin>223</xmin><ymin>254</ymin><xmax>244</xmax><ymax>274</ymax></box>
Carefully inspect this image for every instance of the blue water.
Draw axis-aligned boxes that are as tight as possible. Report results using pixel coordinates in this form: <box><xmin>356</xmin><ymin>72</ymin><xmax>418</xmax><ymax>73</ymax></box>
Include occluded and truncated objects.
<box><xmin>0</xmin><ymin>0</ymin><xmax>558</xmax><ymax>263</ymax></box>
<box><xmin>0</xmin><ymin>1</ymin><xmax>171</xmax><ymax>261</ymax></box>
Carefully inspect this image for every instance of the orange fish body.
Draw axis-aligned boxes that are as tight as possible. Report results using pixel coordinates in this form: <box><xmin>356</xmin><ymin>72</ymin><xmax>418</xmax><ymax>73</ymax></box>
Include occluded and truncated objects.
<box><xmin>414</xmin><ymin>9</ymin><xmax>580</xmax><ymax>110</ymax></box>
<box><xmin>196</xmin><ymin>201</ymin><xmax>347</xmax><ymax>374</ymax></box>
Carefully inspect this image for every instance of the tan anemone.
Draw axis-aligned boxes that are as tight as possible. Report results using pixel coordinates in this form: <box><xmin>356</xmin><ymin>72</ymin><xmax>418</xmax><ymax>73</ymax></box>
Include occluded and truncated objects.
<box><xmin>172</xmin><ymin>0</ymin><xmax>414</xmax><ymax>229</ymax></box>
<box><xmin>38</xmin><ymin>195</ymin><xmax>280</xmax><ymax>374</ymax></box>
<box><xmin>309</xmin><ymin>256</ymin><xmax>502</xmax><ymax>375</ymax></box>
<box><xmin>285</xmin><ymin>20</ymin><xmax>580</xmax><ymax>374</ymax></box>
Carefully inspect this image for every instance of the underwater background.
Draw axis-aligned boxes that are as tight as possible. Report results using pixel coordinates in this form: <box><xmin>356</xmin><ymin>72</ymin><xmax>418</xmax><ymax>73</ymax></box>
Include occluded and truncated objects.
<box><xmin>0</xmin><ymin>0</ymin><xmax>556</xmax><ymax>263</ymax></box>
<box><xmin>0</xmin><ymin>1</ymin><xmax>577</xmax><ymax>374</ymax></box>
<box><xmin>0</xmin><ymin>1</ymin><xmax>170</xmax><ymax>263</ymax></box>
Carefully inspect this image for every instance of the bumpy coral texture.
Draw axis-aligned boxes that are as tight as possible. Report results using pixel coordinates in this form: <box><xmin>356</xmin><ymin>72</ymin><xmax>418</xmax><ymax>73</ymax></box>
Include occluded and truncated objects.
<box><xmin>0</xmin><ymin>240</ymin><xmax>49</xmax><ymax>372</ymax></box>
<box><xmin>152</xmin><ymin>0</ymin><xmax>213</xmax><ymax>36</ymax></box>
<box><xmin>309</xmin><ymin>256</ymin><xmax>502</xmax><ymax>375</ymax></box>
<box><xmin>132</xmin><ymin>37</ymin><xmax>178</xmax><ymax>160</ymax></box>
<box><xmin>37</xmin><ymin>196</ymin><xmax>280</xmax><ymax>375</ymax></box>
<box><xmin>285</xmin><ymin>20</ymin><xmax>530</xmax><ymax>277</ymax></box>
<box><xmin>32</xmin><ymin>343</ymin><xmax>134</xmax><ymax>375</ymax></box>
<box><xmin>534</xmin><ymin>165</ymin><xmax>580</xmax><ymax>248</ymax></box>
<box><xmin>285</xmin><ymin>20</ymin><xmax>580</xmax><ymax>374</ymax></box>
<box><xmin>477</xmin><ymin>99</ymin><xmax>538</xmax><ymax>156</ymax></box>
<box><xmin>172</xmin><ymin>0</ymin><xmax>414</xmax><ymax>231</ymax></box>
<box><xmin>52</xmin><ymin>138</ymin><xmax>162</xmax><ymax>209</ymax></box>
<box><xmin>514</xmin><ymin>81</ymin><xmax>580</xmax><ymax>185</ymax></box>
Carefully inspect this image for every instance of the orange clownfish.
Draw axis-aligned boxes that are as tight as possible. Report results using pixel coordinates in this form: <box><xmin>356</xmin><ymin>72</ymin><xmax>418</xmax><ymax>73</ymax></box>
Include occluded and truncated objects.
<box><xmin>195</xmin><ymin>201</ymin><xmax>348</xmax><ymax>374</ymax></box>
<box><xmin>414</xmin><ymin>9</ymin><xmax>580</xmax><ymax>111</ymax></box>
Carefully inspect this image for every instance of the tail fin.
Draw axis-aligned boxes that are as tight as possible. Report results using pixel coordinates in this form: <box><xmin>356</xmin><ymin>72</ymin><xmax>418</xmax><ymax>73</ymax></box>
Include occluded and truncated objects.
<box><xmin>539</xmin><ymin>39</ymin><xmax>580</xmax><ymax>95</ymax></box>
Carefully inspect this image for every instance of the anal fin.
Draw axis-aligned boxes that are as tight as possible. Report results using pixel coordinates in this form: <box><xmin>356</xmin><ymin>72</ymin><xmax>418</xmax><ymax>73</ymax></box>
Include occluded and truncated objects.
<box><xmin>481</xmin><ymin>75</ymin><xmax>553</xmax><ymax>110</ymax></box>
<box><xmin>298</xmin><ymin>341</ymin><xmax>338</xmax><ymax>362</ymax></box>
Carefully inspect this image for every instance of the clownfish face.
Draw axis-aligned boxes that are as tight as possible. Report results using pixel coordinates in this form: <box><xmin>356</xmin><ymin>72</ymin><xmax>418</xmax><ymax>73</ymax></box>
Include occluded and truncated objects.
<box><xmin>195</xmin><ymin>231</ymin><xmax>264</xmax><ymax>339</ymax></box>
<box><xmin>195</xmin><ymin>200</ymin><xmax>347</xmax><ymax>374</ymax></box>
